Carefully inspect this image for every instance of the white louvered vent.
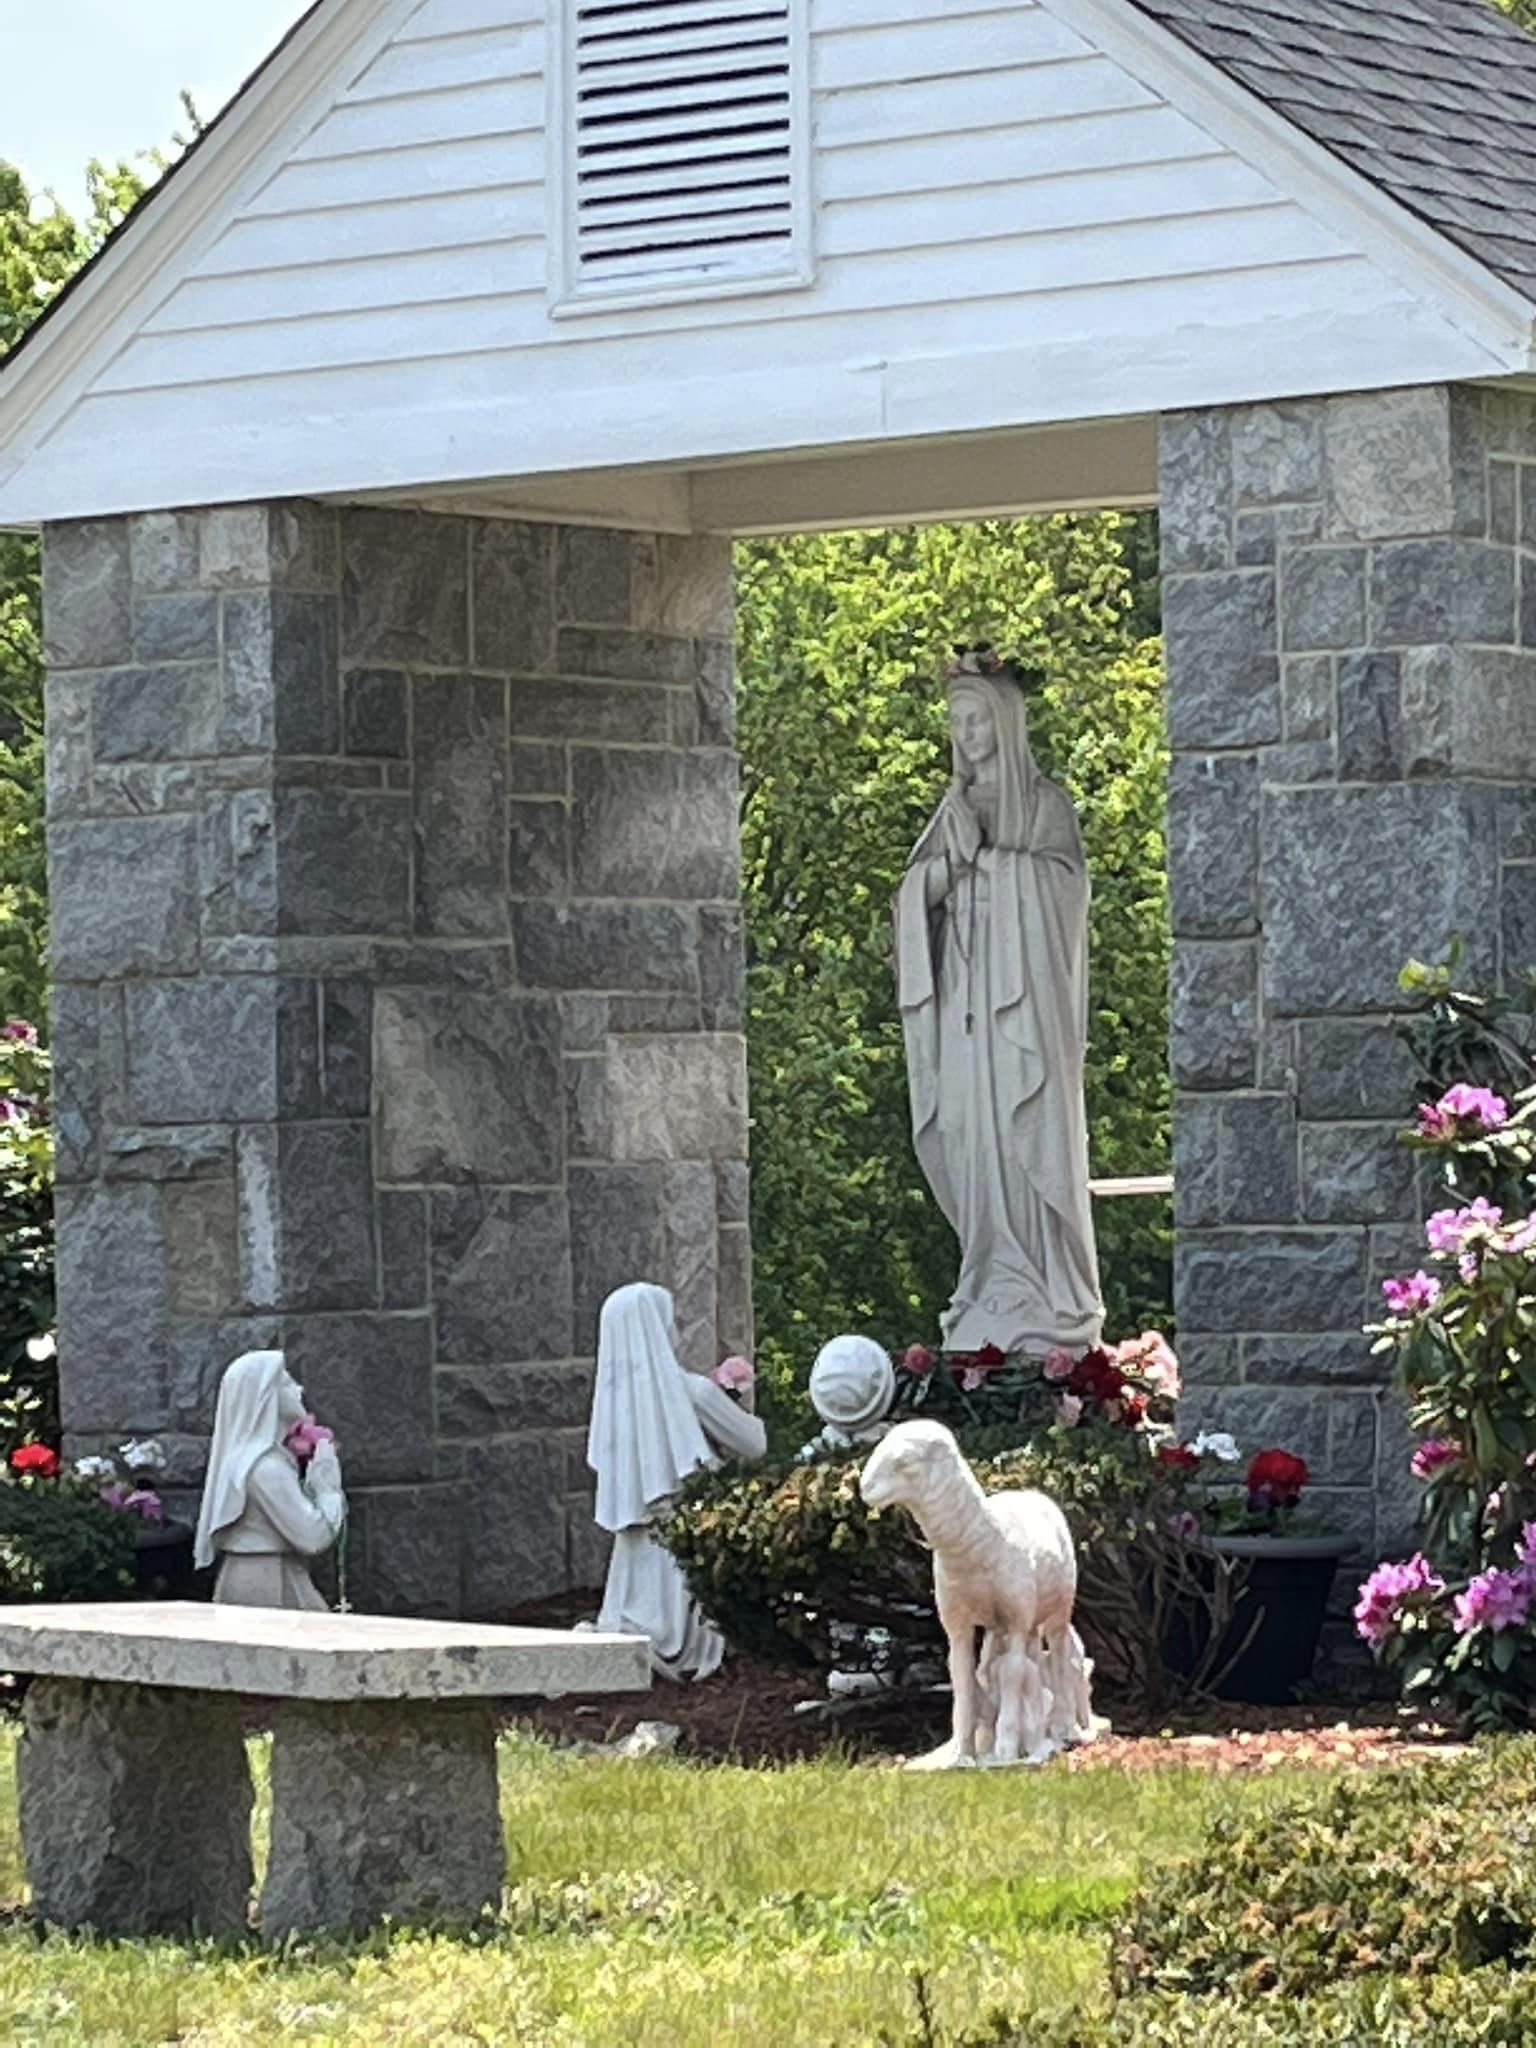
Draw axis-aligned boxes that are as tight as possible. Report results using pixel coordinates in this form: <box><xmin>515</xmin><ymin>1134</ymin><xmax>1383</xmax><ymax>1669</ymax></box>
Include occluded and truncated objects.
<box><xmin>554</xmin><ymin>0</ymin><xmax>810</xmax><ymax>310</ymax></box>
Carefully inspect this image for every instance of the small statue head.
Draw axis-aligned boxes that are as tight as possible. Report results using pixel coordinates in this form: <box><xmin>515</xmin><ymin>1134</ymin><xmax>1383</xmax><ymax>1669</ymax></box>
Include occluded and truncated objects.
<box><xmin>810</xmin><ymin>1335</ymin><xmax>895</xmax><ymax>1434</ymax></box>
<box><xmin>859</xmin><ymin>1417</ymin><xmax>963</xmax><ymax>1510</ymax></box>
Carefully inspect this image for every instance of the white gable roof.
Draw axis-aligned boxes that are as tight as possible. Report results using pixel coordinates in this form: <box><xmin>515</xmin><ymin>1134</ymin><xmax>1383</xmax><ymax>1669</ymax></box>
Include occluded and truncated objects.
<box><xmin>1</xmin><ymin>0</ymin><xmax>1532</xmax><ymax>527</ymax></box>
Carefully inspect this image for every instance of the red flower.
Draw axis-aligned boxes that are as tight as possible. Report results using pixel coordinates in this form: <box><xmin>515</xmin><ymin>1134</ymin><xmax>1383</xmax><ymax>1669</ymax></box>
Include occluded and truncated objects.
<box><xmin>1067</xmin><ymin>1347</ymin><xmax>1126</xmax><ymax>1405</ymax></box>
<box><xmin>975</xmin><ymin>1344</ymin><xmax>1007</xmax><ymax>1369</ymax></box>
<box><xmin>1158</xmin><ymin>1445</ymin><xmax>1200</xmax><ymax>1473</ymax></box>
<box><xmin>900</xmin><ymin>1344</ymin><xmax>937</xmax><ymax>1377</ymax></box>
<box><xmin>10</xmin><ymin>1443</ymin><xmax>59</xmax><ymax>1480</ymax></box>
<box><xmin>1247</xmin><ymin>1447</ymin><xmax>1308</xmax><ymax>1507</ymax></box>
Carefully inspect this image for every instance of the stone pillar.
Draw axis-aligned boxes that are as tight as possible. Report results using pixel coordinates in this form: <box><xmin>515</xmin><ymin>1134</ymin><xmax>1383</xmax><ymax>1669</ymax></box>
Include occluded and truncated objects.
<box><xmin>44</xmin><ymin>504</ymin><xmax>746</xmax><ymax>1615</ymax></box>
<box><xmin>1162</xmin><ymin>386</ymin><xmax>1536</xmax><ymax>1557</ymax></box>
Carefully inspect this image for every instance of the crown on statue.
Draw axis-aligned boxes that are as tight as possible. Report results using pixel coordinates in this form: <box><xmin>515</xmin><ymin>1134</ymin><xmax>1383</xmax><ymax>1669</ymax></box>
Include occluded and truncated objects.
<box><xmin>945</xmin><ymin>641</ymin><xmax>1029</xmax><ymax>686</ymax></box>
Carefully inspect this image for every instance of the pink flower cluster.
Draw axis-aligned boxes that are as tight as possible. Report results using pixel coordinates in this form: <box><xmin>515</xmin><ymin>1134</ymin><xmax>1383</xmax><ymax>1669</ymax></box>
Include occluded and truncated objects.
<box><xmin>1426</xmin><ymin>1197</ymin><xmax>1504</xmax><ymax>1252</ymax></box>
<box><xmin>1</xmin><ymin>1021</ymin><xmax>37</xmax><ymax>1046</ymax></box>
<box><xmin>1382</xmin><ymin>1270</ymin><xmax>1442</xmax><ymax>1317</ymax></box>
<box><xmin>1426</xmin><ymin>1199</ymin><xmax>1504</xmax><ymax>1267</ymax></box>
<box><xmin>1354</xmin><ymin>1553</ymin><xmax>1443</xmax><ymax>1647</ymax></box>
<box><xmin>1417</xmin><ymin>1084</ymin><xmax>1510</xmax><ymax>1139</ymax></box>
<box><xmin>1453</xmin><ymin>1560</ymin><xmax>1536</xmax><ymax>1635</ymax></box>
<box><xmin>284</xmin><ymin>1417</ymin><xmax>335</xmax><ymax>1463</ymax></box>
<box><xmin>1411</xmin><ymin>1438</ymin><xmax>1460</xmax><ymax>1482</ymax></box>
<box><xmin>100</xmin><ymin>1484</ymin><xmax>163</xmax><ymax>1523</ymax></box>
<box><xmin>1112</xmin><ymin>1331</ymin><xmax>1182</xmax><ymax>1401</ymax></box>
<box><xmin>712</xmin><ymin>1355</ymin><xmax>755</xmax><ymax>1394</ymax></box>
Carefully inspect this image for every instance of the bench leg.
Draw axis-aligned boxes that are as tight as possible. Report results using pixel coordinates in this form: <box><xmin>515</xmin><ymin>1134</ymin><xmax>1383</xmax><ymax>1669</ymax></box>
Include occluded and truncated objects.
<box><xmin>261</xmin><ymin>1699</ymin><xmax>504</xmax><ymax>1938</ymax></box>
<box><xmin>19</xmin><ymin>1678</ymin><xmax>254</xmax><ymax>1937</ymax></box>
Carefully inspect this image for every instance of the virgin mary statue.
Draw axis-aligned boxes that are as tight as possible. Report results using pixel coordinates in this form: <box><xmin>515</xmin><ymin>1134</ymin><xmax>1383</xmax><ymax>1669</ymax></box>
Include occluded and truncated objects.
<box><xmin>894</xmin><ymin>649</ymin><xmax>1103</xmax><ymax>1358</ymax></box>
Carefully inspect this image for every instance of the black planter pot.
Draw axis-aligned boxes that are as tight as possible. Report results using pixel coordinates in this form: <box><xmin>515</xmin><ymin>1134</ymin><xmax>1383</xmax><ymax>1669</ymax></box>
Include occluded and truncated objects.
<box><xmin>131</xmin><ymin>1519</ymin><xmax>199</xmax><ymax>1600</ymax></box>
<box><xmin>1164</xmin><ymin>1536</ymin><xmax>1351</xmax><ymax>1706</ymax></box>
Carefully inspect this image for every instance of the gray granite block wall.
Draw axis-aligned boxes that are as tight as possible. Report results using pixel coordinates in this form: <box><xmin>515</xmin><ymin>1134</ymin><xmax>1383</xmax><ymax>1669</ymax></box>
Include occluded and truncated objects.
<box><xmin>44</xmin><ymin>502</ymin><xmax>748</xmax><ymax>1616</ymax></box>
<box><xmin>1163</xmin><ymin>385</ymin><xmax>1536</xmax><ymax>1564</ymax></box>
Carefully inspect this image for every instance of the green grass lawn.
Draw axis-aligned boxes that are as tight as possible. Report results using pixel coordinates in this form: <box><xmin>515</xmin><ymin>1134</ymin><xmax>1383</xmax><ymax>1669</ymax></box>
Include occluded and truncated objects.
<box><xmin>0</xmin><ymin>1727</ymin><xmax>1308</xmax><ymax>2046</ymax></box>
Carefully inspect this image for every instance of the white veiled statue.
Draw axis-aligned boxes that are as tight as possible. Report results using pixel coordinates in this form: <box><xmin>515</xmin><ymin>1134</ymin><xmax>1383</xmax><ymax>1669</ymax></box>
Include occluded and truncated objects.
<box><xmin>194</xmin><ymin>1349</ymin><xmax>347</xmax><ymax>1610</ymax></box>
<box><xmin>588</xmin><ymin>1282</ymin><xmax>766</xmax><ymax>1680</ymax></box>
<box><xmin>895</xmin><ymin>650</ymin><xmax>1103</xmax><ymax>1358</ymax></box>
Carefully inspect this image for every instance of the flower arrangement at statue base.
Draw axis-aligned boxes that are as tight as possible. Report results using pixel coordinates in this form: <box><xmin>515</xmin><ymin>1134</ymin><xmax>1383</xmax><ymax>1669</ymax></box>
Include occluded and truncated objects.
<box><xmin>662</xmin><ymin>1328</ymin><xmax>1281</xmax><ymax>1711</ymax></box>
<box><xmin>1356</xmin><ymin>1054</ymin><xmax>1536</xmax><ymax>1730</ymax></box>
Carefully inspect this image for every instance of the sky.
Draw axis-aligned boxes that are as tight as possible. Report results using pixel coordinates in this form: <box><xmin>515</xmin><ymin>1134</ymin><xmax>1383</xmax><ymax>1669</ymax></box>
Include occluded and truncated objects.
<box><xmin>2</xmin><ymin>1</ymin><xmax>314</xmax><ymax>218</ymax></box>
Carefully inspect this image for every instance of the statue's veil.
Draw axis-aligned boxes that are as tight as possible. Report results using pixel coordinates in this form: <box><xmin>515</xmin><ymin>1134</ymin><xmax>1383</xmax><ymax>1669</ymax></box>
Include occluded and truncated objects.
<box><xmin>586</xmin><ymin>1282</ymin><xmax>715</xmax><ymax>1532</ymax></box>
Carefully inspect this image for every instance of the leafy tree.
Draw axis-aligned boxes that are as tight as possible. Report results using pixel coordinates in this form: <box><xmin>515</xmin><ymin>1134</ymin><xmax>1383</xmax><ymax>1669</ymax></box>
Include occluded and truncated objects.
<box><xmin>736</xmin><ymin>516</ymin><xmax>1170</xmax><ymax>1437</ymax></box>
<box><xmin>0</xmin><ymin>158</ymin><xmax>156</xmax><ymax>1026</ymax></box>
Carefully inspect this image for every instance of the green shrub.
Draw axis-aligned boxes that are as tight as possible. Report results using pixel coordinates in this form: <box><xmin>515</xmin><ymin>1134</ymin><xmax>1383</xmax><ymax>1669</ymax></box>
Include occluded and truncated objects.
<box><xmin>662</xmin><ymin>1422</ymin><xmax>1231</xmax><ymax>1709</ymax></box>
<box><xmin>0</xmin><ymin>1481</ymin><xmax>137</xmax><ymax>1602</ymax></box>
<box><xmin>1109</xmin><ymin>1744</ymin><xmax>1536</xmax><ymax>2001</ymax></box>
<box><xmin>982</xmin><ymin>1972</ymin><xmax>1536</xmax><ymax>2047</ymax></box>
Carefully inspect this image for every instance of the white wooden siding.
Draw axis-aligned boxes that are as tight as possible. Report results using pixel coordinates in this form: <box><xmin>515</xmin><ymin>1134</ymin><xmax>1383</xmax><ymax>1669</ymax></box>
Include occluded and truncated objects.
<box><xmin>5</xmin><ymin>0</ymin><xmax>1523</xmax><ymax>524</ymax></box>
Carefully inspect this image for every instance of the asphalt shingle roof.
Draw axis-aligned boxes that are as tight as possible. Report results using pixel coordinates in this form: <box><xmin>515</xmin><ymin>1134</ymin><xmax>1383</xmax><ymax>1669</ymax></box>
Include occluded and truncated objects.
<box><xmin>1126</xmin><ymin>0</ymin><xmax>1536</xmax><ymax>303</ymax></box>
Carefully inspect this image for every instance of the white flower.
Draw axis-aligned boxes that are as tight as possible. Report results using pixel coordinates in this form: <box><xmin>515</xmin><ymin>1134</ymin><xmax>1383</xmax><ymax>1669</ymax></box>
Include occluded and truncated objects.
<box><xmin>74</xmin><ymin>1456</ymin><xmax>117</xmax><ymax>1483</ymax></box>
<box><xmin>26</xmin><ymin>1333</ymin><xmax>56</xmax><ymax>1364</ymax></box>
<box><xmin>1190</xmin><ymin>1431</ymin><xmax>1241</xmax><ymax>1463</ymax></box>
<box><xmin>119</xmin><ymin>1438</ymin><xmax>168</xmax><ymax>1474</ymax></box>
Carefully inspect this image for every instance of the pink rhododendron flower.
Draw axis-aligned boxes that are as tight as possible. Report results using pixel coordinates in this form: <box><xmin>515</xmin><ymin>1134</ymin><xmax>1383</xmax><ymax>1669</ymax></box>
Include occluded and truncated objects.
<box><xmin>1416</xmin><ymin>1102</ymin><xmax>1454</xmax><ymax>1140</ymax></box>
<box><xmin>1382</xmin><ymin>1271</ymin><xmax>1442</xmax><ymax>1317</ymax></box>
<box><xmin>1426</xmin><ymin>1199</ymin><xmax>1503</xmax><ymax>1255</ymax></box>
<box><xmin>1411</xmin><ymin>1438</ymin><xmax>1460</xmax><ymax>1481</ymax></box>
<box><xmin>0</xmin><ymin>1100</ymin><xmax>18</xmax><ymax>1124</ymax></box>
<box><xmin>1437</xmin><ymin>1083</ymin><xmax>1510</xmax><ymax>1132</ymax></box>
<box><xmin>1454</xmin><ymin>1563</ymin><xmax>1536</xmax><ymax>1635</ymax></box>
<box><xmin>1114</xmin><ymin>1331</ymin><xmax>1181</xmax><ymax>1399</ymax></box>
<box><xmin>900</xmin><ymin>1345</ymin><xmax>936</xmax><ymax>1378</ymax></box>
<box><xmin>958</xmin><ymin>1364</ymin><xmax>987</xmax><ymax>1392</ymax></box>
<box><xmin>1</xmin><ymin>1020</ymin><xmax>36</xmax><ymax>1045</ymax></box>
<box><xmin>1058</xmin><ymin>1393</ymin><xmax>1084</xmax><ymax>1427</ymax></box>
<box><xmin>1043</xmin><ymin>1347</ymin><xmax>1077</xmax><ymax>1384</ymax></box>
<box><xmin>1521</xmin><ymin>1522</ymin><xmax>1536</xmax><ymax>1567</ymax></box>
<box><xmin>1354</xmin><ymin>1554</ymin><xmax>1443</xmax><ymax>1647</ymax></box>
<box><xmin>712</xmin><ymin>1355</ymin><xmax>755</xmax><ymax>1394</ymax></box>
<box><xmin>1167</xmin><ymin>1510</ymin><xmax>1201</xmax><ymax>1542</ymax></box>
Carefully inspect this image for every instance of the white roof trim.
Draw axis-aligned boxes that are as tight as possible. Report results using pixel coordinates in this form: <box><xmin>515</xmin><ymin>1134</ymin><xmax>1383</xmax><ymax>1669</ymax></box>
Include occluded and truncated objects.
<box><xmin>2</xmin><ymin>0</ymin><xmax>1534</xmax><ymax>520</ymax></box>
<box><xmin>1041</xmin><ymin>0</ymin><xmax>1536</xmax><ymax>361</ymax></box>
<box><xmin>0</xmin><ymin>0</ymin><xmax>425</xmax><ymax>499</ymax></box>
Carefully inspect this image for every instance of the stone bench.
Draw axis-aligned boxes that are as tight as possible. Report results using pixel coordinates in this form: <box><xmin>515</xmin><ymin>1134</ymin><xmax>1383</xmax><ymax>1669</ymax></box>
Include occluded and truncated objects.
<box><xmin>0</xmin><ymin>1602</ymin><xmax>650</xmax><ymax>1940</ymax></box>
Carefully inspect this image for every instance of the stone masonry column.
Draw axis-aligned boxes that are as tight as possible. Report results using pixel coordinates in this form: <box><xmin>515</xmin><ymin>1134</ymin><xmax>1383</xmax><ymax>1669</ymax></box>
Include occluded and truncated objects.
<box><xmin>1162</xmin><ymin>386</ymin><xmax>1536</xmax><ymax>1559</ymax></box>
<box><xmin>44</xmin><ymin>503</ymin><xmax>746</xmax><ymax>1616</ymax></box>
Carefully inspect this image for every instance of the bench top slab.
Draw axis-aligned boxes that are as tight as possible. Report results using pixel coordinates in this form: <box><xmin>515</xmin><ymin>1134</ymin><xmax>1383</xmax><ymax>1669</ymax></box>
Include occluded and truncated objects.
<box><xmin>0</xmin><ymin>1603</ymin><xmax>652</xmax><ymax>1702</ymax></box>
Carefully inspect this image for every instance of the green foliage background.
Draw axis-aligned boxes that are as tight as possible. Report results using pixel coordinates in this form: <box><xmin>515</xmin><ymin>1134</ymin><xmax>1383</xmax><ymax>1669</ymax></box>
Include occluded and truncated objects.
<box><xmin>737</xmin><ymin>519</ymin><xmax>1170</xmax><ymax>1436</ymax></box>
<box><xmin>0</xmin><ymin>158</ymin><xmax>150</xmax><ymax>1026</ymax></box>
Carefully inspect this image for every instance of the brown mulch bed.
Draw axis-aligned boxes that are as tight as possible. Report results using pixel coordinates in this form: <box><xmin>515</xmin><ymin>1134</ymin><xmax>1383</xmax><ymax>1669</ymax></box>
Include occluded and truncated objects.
<box><xmin>499</xmin><ymin>1594</ymin><xmax>1466</xmax><ymax>1773</ymax></box>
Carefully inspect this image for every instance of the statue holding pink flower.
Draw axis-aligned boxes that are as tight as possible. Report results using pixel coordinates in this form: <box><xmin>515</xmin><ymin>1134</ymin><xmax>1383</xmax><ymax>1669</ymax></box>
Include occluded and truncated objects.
<box><xmin>586</xmin><ymin>1283</ymin><xmax>767</xmax><ymax>1679</ymax></box>
<box><xmin>194</xmin><ymin>1350</ymin><xmax>346</xmax><ymax>1611</ymax></box>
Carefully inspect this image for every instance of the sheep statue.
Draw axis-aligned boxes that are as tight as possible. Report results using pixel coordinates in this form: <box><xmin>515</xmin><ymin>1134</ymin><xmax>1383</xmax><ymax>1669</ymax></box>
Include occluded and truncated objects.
<box><xmin>859</xmin><ymin>1419</ymin><xmax>1103</xmax><ymax>1769</ymax></box>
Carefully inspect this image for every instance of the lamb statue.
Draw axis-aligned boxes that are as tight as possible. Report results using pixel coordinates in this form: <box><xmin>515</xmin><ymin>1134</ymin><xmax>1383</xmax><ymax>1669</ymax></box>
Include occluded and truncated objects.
<box><xmin>859</xmin><ymin>1419</ymin><xmax>1103</xmax><ymax>1768</ymax></box>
